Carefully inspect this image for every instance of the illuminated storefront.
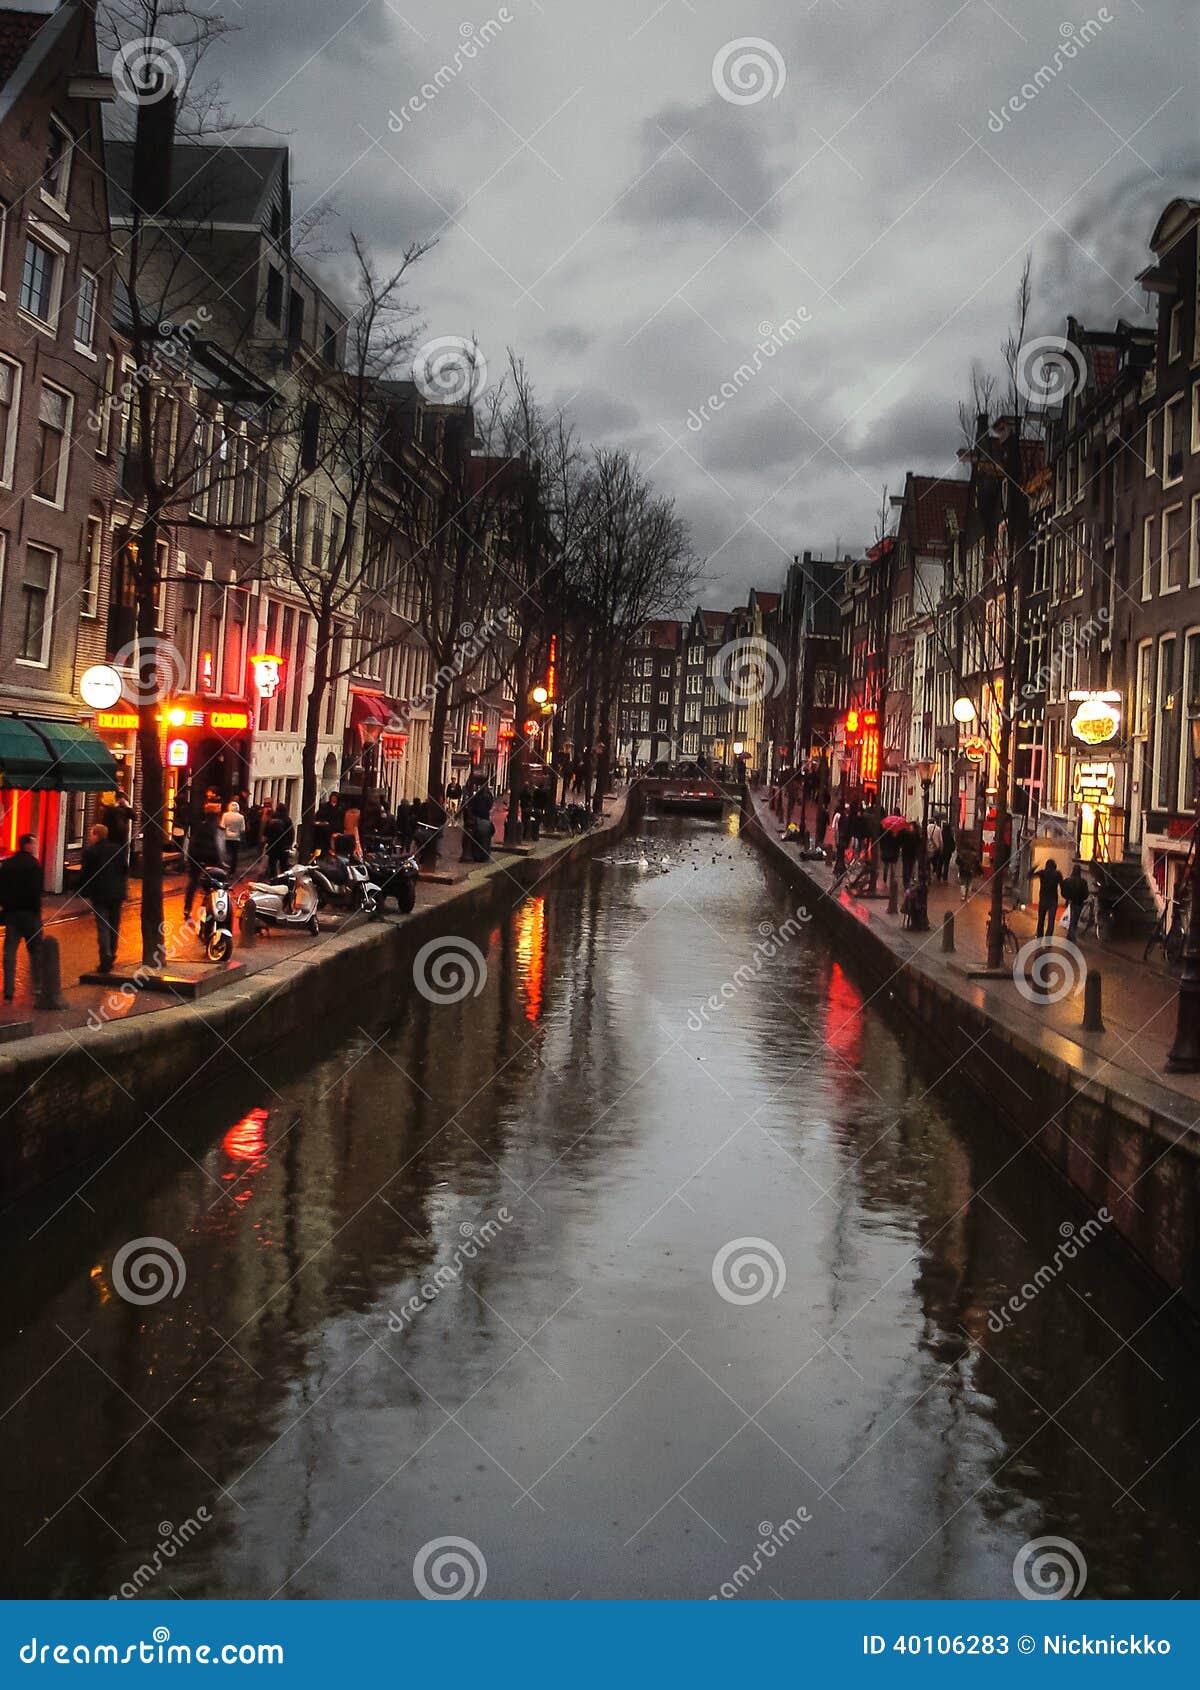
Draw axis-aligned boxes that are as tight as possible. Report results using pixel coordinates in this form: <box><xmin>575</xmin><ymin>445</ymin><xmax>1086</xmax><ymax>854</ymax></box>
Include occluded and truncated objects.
<box><xmin>0</xmin><ymin>716</ymin><xmax>117</xmax><ymax>892</ymax></box>
<box><xmin>160</xmin><ymin>696</ymin><xmax>254</xmax><ymax>832</ymax></box>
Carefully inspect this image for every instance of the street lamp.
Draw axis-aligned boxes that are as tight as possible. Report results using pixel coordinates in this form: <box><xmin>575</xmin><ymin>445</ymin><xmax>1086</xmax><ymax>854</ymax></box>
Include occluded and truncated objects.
<box><xmin>952</xmin><ymin>695</ymin><xmax>977</xmax><ymax>725</ymax></box>
<box><xmin>531</xmin><ymin>685</ymin><xmax>549</xmax><ymax>705</ymax></box>
<box><xmin>1166</xmin><ymin>712</ymin><xmax>1200</xmax><ymax>1071</ymax></box>
<box><xmin>908</xmin><ymin>756</ymin><xmax>938</xmax><ymax>931</ymax></box>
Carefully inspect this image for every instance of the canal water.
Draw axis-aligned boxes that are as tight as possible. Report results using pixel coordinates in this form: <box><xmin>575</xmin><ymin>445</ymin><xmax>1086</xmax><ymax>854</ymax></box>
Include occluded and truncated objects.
<box><xmin>3</xmin><ymin>809</ymin><xmax>1199</xmax><ymax>1601</ymax></box>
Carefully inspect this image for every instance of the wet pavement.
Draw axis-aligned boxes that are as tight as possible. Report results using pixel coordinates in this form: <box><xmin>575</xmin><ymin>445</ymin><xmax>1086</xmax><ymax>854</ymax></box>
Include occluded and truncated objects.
<box><xmin>3</xmin><ymin>807</ymin><xmax>1200</xmax><ymax>1600</ymax></box>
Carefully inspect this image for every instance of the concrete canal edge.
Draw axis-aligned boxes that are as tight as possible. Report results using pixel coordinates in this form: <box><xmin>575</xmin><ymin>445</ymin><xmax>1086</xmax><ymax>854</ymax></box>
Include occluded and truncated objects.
<box><xmin>742</xmin><ymin>802</ymin><xmax>1200</xmax><ymax>1314</ymax></box>
<box><xmin>0</xmin><ymin>802</ymin><xmax>635</xmax><ymax>1202</ymax></box>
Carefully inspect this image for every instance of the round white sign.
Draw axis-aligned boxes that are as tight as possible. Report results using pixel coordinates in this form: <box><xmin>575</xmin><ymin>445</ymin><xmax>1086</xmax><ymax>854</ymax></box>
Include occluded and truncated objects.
<box><xmin>80</xmin><ymin>664</ymin><xmax>124</xmax><ymax>709</ymax></box>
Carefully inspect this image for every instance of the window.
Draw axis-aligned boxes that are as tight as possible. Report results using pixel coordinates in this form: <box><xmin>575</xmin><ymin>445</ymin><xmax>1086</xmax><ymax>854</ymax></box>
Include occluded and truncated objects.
<box><xmin>1193</xmin><ymin>386</ymin><xmax>1200</xmax><ymax>455</ymax></box>
<box><xmin>1153</xmin><ymin>635</ymin><xmax>1177</xmax><ymax>810</ymax></box>
<box><xmin>287</xmin><ymin>288</ymin><xmax>304</xmax><ymax>343</ymax></box>
<box><xmin>19</xmin><ymin>237</ymin><xmax>58</xmax><ymax>324</ymax></box>
<box><xmin>1191</xmin><ymin>494</ymin><xmax>1200</xmax><ymax>588</ymax></box>
<box><xmin>74</xmin><ymin>269</ymin><xmax>97</xmax><ymax>349</ymax></box>
<box><xmin>1145</xmin><ymin>411</ymin><xmax>1158</xmax><ymax>478</ymax></box>
<box><xmin>1180</xmin><ymin>628</ymin><xmax>1200</xmax><ymax>811</ymax></box>
<box><xmin>1133</xmin><ymin>639</ymin><xmax>1153</xmax><ymax>737</ymax></box>
<box><xmin>1142</xmin><ymin>515</ymin><xmax>1157</xmax><ymax>600</ymax></box>
<box><xmin>1164</xmin><ymin>394</ymin><xmax>1185</xmax><ymax>486</ymax></box>
<box><xmin>1162</xmin><ymin>504</ymin><xmax>1185</xmax><ymax>594</ymax></box>
<box><xmin>1169</xmin><ymin>301</ymin><xmax>1183</xmax><ymax>362</ymax></box>
<box><xmin>264</xmin><ymin>265</ymin><xmax>283</xmax><ymax>326</ymax></box>
<box><xmin>18</xmin><ymin>544</ymin><xmax>56</xmax><ymax>664</ymax></box>
<box><xmin>96</xmin><ymin>354</ymin><xmax>115</xmax><ymax>456</ymax></box>
<box><xmin>0</xmin><ymin>199</ymin><xmax>7</xmax><ymax>294</ymax></box>
<box><xmin>322</xmin><ymin>321</ymin><xmax>338</xmax><ymax>363</ymax></box>
<box><xmin>0</xmin><ymin>357</ymin><xmax>18</xmax><ymax>485</ymax></box>
<box><xmin>42</xmin><ymin>120</ymin><xmax>71</xmax><ymax>207</ymax></box>
<box><xmin>82</xmin><ymin>514</ymin><xmax>102</xmax><ymax>618</ymax></box>
<box><xmin>33</xmin><ymin>383</ymin><xmax>70</xmax><ymax>504</ymax></box>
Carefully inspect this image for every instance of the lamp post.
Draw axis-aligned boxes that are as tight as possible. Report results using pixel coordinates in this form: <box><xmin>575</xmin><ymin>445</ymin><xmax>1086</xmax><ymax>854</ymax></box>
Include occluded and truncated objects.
<box><xmin>909</xmin><ymin>756</ymin><xmax>937</xmax><ymax>931</ymax></box>
<box><xmin>1166</xmin><ymin>713</ymin><xmax>1200</xmax><ymax>1072</ymax></box>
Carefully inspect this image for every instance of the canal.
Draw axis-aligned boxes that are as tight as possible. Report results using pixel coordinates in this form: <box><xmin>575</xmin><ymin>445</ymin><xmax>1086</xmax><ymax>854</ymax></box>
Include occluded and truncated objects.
<box><xmin>3</xmin><ymin>809</ymin><xmax>1199</xmax><ymax>1600</ymax></box>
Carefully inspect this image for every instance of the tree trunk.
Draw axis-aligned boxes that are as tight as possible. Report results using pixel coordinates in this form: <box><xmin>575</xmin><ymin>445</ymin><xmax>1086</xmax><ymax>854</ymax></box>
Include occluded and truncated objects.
<box><xmin>592</xmin><ymin>681</ymin><xmax>614</xmax><ymax>816</ymax></box>
<box><xmin>505</xmin><ymin>647</ymin><xmax>530</xmax><ymax>844</ymax></box>
<box><xmin>136</xmin><ymin>515</ymin><xmax>165</xmax><ymax>966</ymax></box>
<box><xmin>298</xmin><ymin>615</ymin><xmax>331</xmax><ymax>862</ymax></box>
<box><xmin>426</xmin><ymin>683</ymin><xmax>450</xmax><ymax>801</ymax></box>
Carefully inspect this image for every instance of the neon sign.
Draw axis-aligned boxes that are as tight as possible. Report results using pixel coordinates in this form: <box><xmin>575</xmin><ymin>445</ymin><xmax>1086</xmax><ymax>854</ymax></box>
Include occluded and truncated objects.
<box><xmin>251</xmin><ymin>654</ymin><xmax>284</xmax><ymax>699</ymax></box>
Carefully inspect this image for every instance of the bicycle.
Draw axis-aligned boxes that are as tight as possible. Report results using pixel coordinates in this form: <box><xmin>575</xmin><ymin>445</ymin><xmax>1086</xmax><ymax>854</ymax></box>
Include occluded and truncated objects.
<box><xmin>1144</xmin><ymin>896</ymin><xmax>1187</xmax><ymax>966</ymax></box>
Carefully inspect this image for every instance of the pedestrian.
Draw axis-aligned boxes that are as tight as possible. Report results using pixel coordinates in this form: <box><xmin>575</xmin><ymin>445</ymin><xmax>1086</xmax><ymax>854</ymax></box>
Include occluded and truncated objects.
<box><xmin>939</xmin><ymin>818</ymin><xmax>956</xmax><ymax>883</ymax></box>
<box><xmin>396</xmin><ymin>797</ymin><xmax>414</xmax><ymax>852</ymax></box>
<box><xmin>263</xmin><ymin>806</ymin><xmax>294</xmax><ymax>879</ymax></box>
<box><xmin>814</xmin><ymin>802</ymin><xmax>829</xmax><ymax>851</ymax></box>
<box><xmin>955</xmin><ymin>839</ymin><xmax>977</xmax><ymax>904</ymax></box>
<box><xmin>879</xmin><ymin>826</ymin><xmax>901</xmax><ymax>887</ymax></box>
<box><xmin>833</xmin><ymin>807</ymin><xmax>851</xmax><ymax>873</ymax></box>
<box><xmin>1061</xmin><ymin>859</ymin><xmax>1090</xmax><ymax>942</ymax></box>
<box><xmin>81</xmin><ymin>822</ymin><xmax>128</xmax><ymax>974</ymax></box>
<box><xmin>219</xmin><ymin>798</ymin><xmax>246</xmax><ymax>879</ymax></box>
<box><xmin>462</xmin><ymin>778</ymin><xmax>495</xmax><ymax>861</ymax></box>
<box><xmin>101</xmin><ymin>786</ymin><xmax>135</xmax><ymax>869</ymax></box>
<box><xmin>0</xmin><ymin>834</ymin><xmax>44</xmax><ymax>1003</ymax></box>
<box><xmin>899</xmin><ymin>823</ymin><xmax>919</xmax><ymax>889</ymax></box>
<box><xmin>1031</xmin><ymin>856</ymin><xmax>1064</xmax><ymax>939</ymax></box>
<box><xmin>928</xmin><ymin>818</ymin><xmax>943</xmax><ymax>871</ymax></box>
<box><xmin>446</xmin><ymin>777</ymin><xmax>462</xmax><ymax>817</ymax></box>
<box><xmin>183</xmin><ymin>805</ymin><xmax>226</xmax><ymax>924</ymax></box>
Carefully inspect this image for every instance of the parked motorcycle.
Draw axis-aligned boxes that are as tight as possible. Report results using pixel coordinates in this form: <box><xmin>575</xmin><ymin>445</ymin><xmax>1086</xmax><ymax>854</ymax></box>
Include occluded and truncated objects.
<box><xmin>362</xmin><ymin>846</ymin><xmax>420</xmax><ymax>914</ymax></box>
<box><xmin>237</xmin><ymin>866</ymin><xmax>322</xmax><ymax>938</ymax></box>
<box><xmin>197</xmin><ymin>867</ymin><xmax>234</xmax><ymax>963</ymax></box>
<box><xmin>308</xmin><ymin>849</ymin><xmax>382</xmax><ymax>918</ymax></box>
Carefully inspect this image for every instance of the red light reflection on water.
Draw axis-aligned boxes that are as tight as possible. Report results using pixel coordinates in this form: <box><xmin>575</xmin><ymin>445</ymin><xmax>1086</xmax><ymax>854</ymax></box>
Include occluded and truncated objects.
<box><xmin>824</xmin><ymin>962</ymin><xmax>864</xmax><ymax>1068</ymax></box>
<box><xmin>223</xmin><ymin>1107</ymin><xmax>269</xmax><ymax>1165</ymax></box>
<box><xmin>514</xmin><ymin>896</ymin><xmax>547</xmax><ymax>1023</ymax></box>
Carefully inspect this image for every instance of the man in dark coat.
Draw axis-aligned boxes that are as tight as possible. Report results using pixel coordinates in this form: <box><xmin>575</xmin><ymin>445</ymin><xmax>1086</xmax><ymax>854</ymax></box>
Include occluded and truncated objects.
<box><xmin>263</xmin><ymin>807</ymin><xmax>295</xmax><ymax>880</ymax></box>
<box><xmin>0</xmin><ymin>835</ymin><xmax>43</xmax><ymax>1002</ymax></box>
<box><xmin>81</xmin><ymin>822</ymin><xmax>128</xmax><ymax>973</ymax></box>
<box><xmin>1060</xmin><ymin>861</ymin><xmax>1090</xmax><ymax>942</ymax></box>
<box><xmin>183</xmin><ymin>806</ymin><xmax>227</xmax><ymax>923</ymax></box>
<box><xmin>1031</xmin><ymin>857</ymin><xmax>1065</xmax><ymax>939</ymax></box>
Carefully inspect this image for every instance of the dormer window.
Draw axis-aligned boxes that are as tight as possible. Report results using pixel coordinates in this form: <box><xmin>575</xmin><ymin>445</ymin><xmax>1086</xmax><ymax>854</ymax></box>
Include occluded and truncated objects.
<box><xmin>42</xmin><ymin>120</ymin><xmax>71</xmax><ymax>209</ymax></box>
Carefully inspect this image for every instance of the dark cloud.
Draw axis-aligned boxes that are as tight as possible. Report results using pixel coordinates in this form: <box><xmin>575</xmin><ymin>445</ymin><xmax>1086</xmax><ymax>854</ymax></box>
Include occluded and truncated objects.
<box><xmin>621</xmin><ymin>100</ymin><xmax>785</xmax><ymax>232</ymax></box>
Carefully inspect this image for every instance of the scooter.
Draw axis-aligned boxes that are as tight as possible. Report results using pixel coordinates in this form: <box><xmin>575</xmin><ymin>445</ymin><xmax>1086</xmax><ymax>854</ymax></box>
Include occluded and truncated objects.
<box><xmin>362</xmin><ymin>846</ymin><xmax>420</xmax><ymax>913</ymax></box>
<box><xmin>308</xmin><ymin>850</ymin><xmax>382</xmax><ymax>918</ymax></box>
<box><xmin>237</xmin><ymin>866</ymin><xmax>322</xmax><ymax>937</ymax></box>
<box><xmin>197</xmin><ymin>867</ymin><xmax>234</xmax><ymax>963</ymax></box>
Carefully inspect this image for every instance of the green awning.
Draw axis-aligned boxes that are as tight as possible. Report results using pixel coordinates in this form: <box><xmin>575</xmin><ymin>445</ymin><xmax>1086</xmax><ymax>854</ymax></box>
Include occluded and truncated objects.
<box><xmin>0</xmin><ymin>717</ymin><xmax>118</xmax><ymax>792</ymax></box>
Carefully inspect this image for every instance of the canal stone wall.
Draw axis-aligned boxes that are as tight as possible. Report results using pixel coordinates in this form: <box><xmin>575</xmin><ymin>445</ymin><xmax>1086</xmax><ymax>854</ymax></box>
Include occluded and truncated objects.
<box><xmin>0</xmin><ymin>811</ymin><xmax>630</xmax><ymax>1202</ymax></box>
<box><xmin>743</xmin><ymin>805</ymin><xmax>1200</xmax><ymax>1313</ymax></box>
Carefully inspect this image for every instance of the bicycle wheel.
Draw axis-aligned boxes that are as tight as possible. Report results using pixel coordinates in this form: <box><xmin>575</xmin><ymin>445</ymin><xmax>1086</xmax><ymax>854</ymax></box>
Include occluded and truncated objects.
<box><xmin>1144</xmin><ymin>925</ymin><xmax>1163</xmax><ymax>964</ymax></box>
<box><xmin>1166</xmin><ymin>922</ymin><xmax>1186</xmax><ymax>966</ymax></box>
<box><xmin>1001</xmin><ymin>923</ymin><xmax>1019</xmax><ymax>962</ymax></box>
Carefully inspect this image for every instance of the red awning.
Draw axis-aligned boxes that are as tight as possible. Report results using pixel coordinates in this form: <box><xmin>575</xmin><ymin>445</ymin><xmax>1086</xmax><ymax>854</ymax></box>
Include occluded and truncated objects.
<box><xmin>350</xmin><ymin>691</ymin><xmax>391</xmax><ymax>728</ymax></box>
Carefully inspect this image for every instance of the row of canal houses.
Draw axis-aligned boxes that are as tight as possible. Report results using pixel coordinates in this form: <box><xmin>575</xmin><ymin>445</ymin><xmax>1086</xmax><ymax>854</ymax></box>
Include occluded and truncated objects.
<box><xmin>0</xmin><ymin>1</ymin><xmax>514</xmax><ymax>891</ymax></box>
<box><xmin>770</xmin><ymin>196</ymin><xmax>1200</xmax><ymax>921</ymax></box>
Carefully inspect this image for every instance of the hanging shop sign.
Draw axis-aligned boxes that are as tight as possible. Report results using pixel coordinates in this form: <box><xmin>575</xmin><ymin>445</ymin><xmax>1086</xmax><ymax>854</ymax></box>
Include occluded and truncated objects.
<box><xmin>95</xmin><ymin>710</ymin><xmax>139</xmax><ymax>732</ymax></box>
<box><xmin>962</xmin><ymin>735</ymin><xmax>989</xmax><ymax>764</ymax></box>
<box><xmin>1069</xmin><ymin>690</ymin><xmax>1121</xmax><ymax>747</ymax></box>
<box><xmin>1072</xmin><ymin>758</ymin><xmax>1117</xmax><ymax>803</ymax></box>
<box><xmin>250</xmin><ymin>654</ymin><xmax>284</xmax><ymax>699</ymax></box>
<box><xmin>167</xmin><ymin>738</ymin><xmax>190</xmax><ymax>767</ymax></box>
<box><xmin>163</xmin><ymin>704</ymin><xmax>252</xmax><ymax>733</ymax></box>
<box><xmin>80</xmin><ymin>665</ymin><xmax>124</xmax><ymax>710</ymax></box>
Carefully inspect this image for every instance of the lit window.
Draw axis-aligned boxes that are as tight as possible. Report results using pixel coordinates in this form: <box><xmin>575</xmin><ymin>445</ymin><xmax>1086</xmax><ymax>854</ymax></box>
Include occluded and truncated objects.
<box><xmin>18</xmin><ymin>544</ymin><xmax>56</xmax><ymax>664</ymax></box>
<box><xmin>42</xmin><ymin>121</ymin><xmax>71</xmax><ymax>205</ymax></box>
<box><xmin>33</xmin><ymin>382</ymin><xmax>70</xmax><ymax>504</ymax></box>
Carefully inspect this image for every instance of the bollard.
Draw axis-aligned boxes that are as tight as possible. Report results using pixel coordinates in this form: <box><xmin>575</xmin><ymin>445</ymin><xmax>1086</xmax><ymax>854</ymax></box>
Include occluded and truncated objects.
<box><xmin>34</xmin><ymin>934</ymin><xmax>66</xmax><ymax>1010</ymax></box>
<box><xmin>887</xmin><ymin>876</ymin><xmax>899</xmax><ymax>915</ymax></box>
<box><xmin>941</xmin><ymin>911</ymin><xmax>955</xmax><ymax>952</ymax></box>
<box><xmin>238</xmin><ymin>903</ymin><xmax>258</xmax><ymax>948</ymax></box>
<box><xmin>1082</xmin><ymin>970</ymin><xmax>1105</xmax><ymax>1032</ymax></box>
<box><xmin>1026</xmin><ymin>941</ymin><xmax>1054</xmax><ymax>1001</ymax></box>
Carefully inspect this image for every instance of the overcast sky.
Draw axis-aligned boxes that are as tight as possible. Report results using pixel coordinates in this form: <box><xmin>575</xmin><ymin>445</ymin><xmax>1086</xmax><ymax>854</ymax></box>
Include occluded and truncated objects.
<box><xmin>193</xmin><ymin>1</ymin><xmax>1198</xmax><ymax>603</ymax></box>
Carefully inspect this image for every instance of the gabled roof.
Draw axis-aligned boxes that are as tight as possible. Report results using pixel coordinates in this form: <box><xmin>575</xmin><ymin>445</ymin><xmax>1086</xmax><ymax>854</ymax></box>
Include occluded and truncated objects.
<box><xmin>908</xmin><ymin>475</ymin><xmax>969</xmax><ymax>553</ymax></box>
<box><xmin>699</xmin><ymin>609</ymin><xmax>729</xmax><ymax>636</ymax></box>
<box><xmin>0</xmin><ymin>7</ymin><xmax>46</xmax><ymax>89</ymax></box>
<box><xmin>752</xmin><ymin>589</ymin><xmax>780</xmax><ymax>612</ymax></box>
<box><xmin>1092</xmin><ymin>345</ymin><xmax>1120</xmax><ymax>392</ymax></box>
<box><xmin>105</xmin><ymin>139</ymin><xmax>290</xmax><ymax>229</ymax></box>
<box><xmin>642</xmin><ymin>619</ymin><xmax>681</xmax><ymax>648</ymax></box>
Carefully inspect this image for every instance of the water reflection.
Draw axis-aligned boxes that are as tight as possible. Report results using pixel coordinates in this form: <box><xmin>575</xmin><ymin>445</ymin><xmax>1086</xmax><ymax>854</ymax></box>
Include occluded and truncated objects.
<box><xmin>1</xmin><ymin>813</ymin><xmax>1198</xmax><ymax>1600</ymax></box>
